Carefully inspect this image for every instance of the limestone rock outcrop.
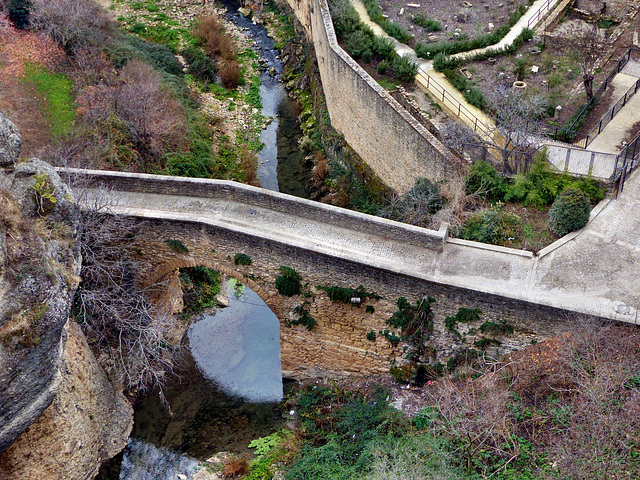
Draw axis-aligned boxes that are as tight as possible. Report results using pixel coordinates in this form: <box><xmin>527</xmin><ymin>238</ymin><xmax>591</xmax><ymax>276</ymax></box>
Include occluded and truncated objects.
<box><xmin>0</xmin><ymin>112</ymin><xmax>132</xmax><ymax>479</ymax></box>
<box><xmin>0</xmin><ymin>322</ymin><xmax>133</xmax><ymax>480</ymax></box>
<box><xmin>0</xmin><ymin>113</ymin><xmax>20</xmax><ymax>166</ymax></box>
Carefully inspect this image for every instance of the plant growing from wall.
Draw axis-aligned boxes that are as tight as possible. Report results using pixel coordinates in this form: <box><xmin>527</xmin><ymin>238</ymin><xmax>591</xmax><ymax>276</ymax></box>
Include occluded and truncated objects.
<box><xmin>383</xmin><ymin>296</ymin><xmax>435</xmax><ymax>352</ymax></box>
<box><xmin>29</xmin><ymin>172</ymin><xmax>57</xmax><ymax>215</ymax></box>
<box><xmin>166</xmin><ymin>239</ymin><xmax>189</xmax><ymax>253</ymax></box>
<box><xmin>275</xmin><ymin>266</ymin><xmax>301</xmax><ymax>296</ymax></box>
<box><xmin>479</xmin><ymin>319</ymin><xmax>514</xmax><ymax>335</ymax></box>
<box><xmin>444</xmin><ymin>307</ymin><xmax>482</xmax><ymax>340</ymax></box>
<box><xmin>319</xmin><ymin>285</ymin><xmax>380</xmax><ymax>305</ymax></box>
<box><xmin>366</xmin><ymin>330</ymin><xmax>376</xmax><ymax>341</ymax></box>
<box><xmin>548</xmin><ymin>187</ymin><xmax>591</xmax><ymax>237</ymax></box>
<box><xmin>288</xmin><ymin>304</ymin><xmax>316</xmax><ymax>330</ymax></box>
<box><xmin>234</xmin><ymin>252</ymin><xmax>252</xmax><ymax>266</ymax></box>
<box><xmin>179</xmin><ymin>266</ymin><xmax>221</xmax><ymax>316</ymax></box>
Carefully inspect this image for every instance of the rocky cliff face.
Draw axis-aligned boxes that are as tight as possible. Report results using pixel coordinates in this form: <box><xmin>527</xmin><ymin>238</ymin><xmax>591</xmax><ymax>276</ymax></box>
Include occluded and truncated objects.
<box><xmin>0</xmin><ymin>322</ymin><xmax>133</xmax><ymax>480</ymax></box>
<box><xmin>0</xmin><ymin>112</ymin><xmax>133</xmax><ymax>479</ymax></box>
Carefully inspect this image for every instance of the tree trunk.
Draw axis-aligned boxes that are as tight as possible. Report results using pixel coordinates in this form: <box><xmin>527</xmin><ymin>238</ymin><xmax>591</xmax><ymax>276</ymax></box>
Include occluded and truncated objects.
<box><xmin>584</xmin><ymin>74</ymin><xmax>594</xmax><ymax>100</ymax></box>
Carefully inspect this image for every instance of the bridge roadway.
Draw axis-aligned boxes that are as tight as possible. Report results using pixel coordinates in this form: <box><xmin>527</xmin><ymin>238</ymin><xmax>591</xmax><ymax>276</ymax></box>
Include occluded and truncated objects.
<box><xmin>67</xmin><ymin>168</ymin><xmax>639</xmax><ymax>326</ymax></box>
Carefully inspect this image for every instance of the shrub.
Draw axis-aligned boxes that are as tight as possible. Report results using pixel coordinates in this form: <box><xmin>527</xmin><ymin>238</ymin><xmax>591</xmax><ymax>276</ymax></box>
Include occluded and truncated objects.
<box><xmin>275</xmin><ymin>266</ymin><xmax>301</xmax><ymax>296</ymax></box>
<box><xmin>367</xmin><ymin>330</ymin><xmax>376</xmax><ymax>341</ymax></box>
<box><xmin>381</xmin><ymin>20</ymin><xmax>412</xmax><ymax>44</ymax></box>
<box><xmin>393</xmin><ymin>54</ymin><xmax>418</xmax><ymax>82</ymax></box>
<box><xmin>479</xmin><ymin>319</ymin><xmax>514</xmax><ymax>335</ymax></box>
<box><xmin>8</xmin><ymin>0</ymin><xmax>31</xmax><ymax>28</ymax></box>
<box><xmin>166</xmin><ymin>239</ymin><xmax>188</xmax><ymax>253</ymax></box>
<box><xmin>194</xmin><ymin>13</ymin><xmax>236</xmax><ymax>61</ymax></box>
<box><xmin>377</xmin><ymin>59</ymin><xmax>390</xmax><ymax>74</ymax></box>
<box><xmin>234</xmin><ymin>253</ymin><xmax>252</xmax><ymax>266</ymax></box>
<box><xmin>289</xmin><ymin>305</ymin><xmax>316</xmax><ymax>330</ymax></box>
<box><xmin>465</xmin><ymin>160</ymin><xmax>507</xmax><ymax>201</ymax></box>
<box><xmin>219</xmin><ymin>58</ymin><xmax>241</xmax><ymax>88</ymax></box>
<box><xmin>344</xmin><ymin>29</ymin><xmax>374</xmax><ymax>60</ymax></box>
<box><xmin>548</xmin><ymin>187</ymin><xmax>591</xmax><ymax>237</ymax></box>
<box><xmin>182</xmin><ymin>45</ymin><xmax>216</xmax><ymax>83</ymax></box>
<box><xmin>412</xmin><ymin>14</ymin><xmax>441</xmax><ymax>31</ymax></box>
<box><xmin>371</xmin><ymin>36</ymin><xmax>396</xmax><ymax>60</ymax></box>
<box><xmin>571</xmin><ymin>176</ymin><xmax>605</xmax><ymax>205</ymax></box>
<box><xmin>459</xmin><ymin>208</ymin><xmax>522</xmax><ymax>246</ymax></box>
<box><xmin>366</xmin><ymin>305</ymin><xmax>375</xmax><ymax>314</ymax></box>
<box><xmin>320</xmin><ymin>285</ymin><xmax>380</xmax><ymax>304</ymax></box>
<box><xmin>179</xmin><ymin>266</ymin><xmax>221</xmax><ymax>315</ymax></box>
<box><xmin>30</xmin><ymin>0</ymin><xmax>110</xmax><ymax>53</ymax></box>
<box><xmin>329</xmin><ymin>0</ymin><xmax>361</xmax><ymax>36</ymax></box>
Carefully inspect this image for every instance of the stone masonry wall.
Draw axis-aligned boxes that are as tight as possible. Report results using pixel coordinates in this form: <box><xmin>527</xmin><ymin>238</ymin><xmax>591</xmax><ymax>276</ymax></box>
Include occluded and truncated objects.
<box><xmin>284</xmin><ymin>0</ymin><xmax>464</xmax><ymax>194</ymax></box>
<box><xmin>131</xmin><ymin>217</ymin><xmax>586</xmax><ymax>381</ymax></box>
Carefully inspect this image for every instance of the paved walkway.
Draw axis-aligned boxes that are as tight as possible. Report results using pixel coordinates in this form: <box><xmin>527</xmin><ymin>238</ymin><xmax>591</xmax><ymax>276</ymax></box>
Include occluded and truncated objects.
<box><xmin>588</xmin><ymin>91</ymin><xmax>640</xmax><ymax>154</ymax></box>
<box><xmin>351</xmin><ymin>0</ymin><xmax>563</xmax><ymax>144</ymax></box>
<box><xmin>72</xmin><ymin>170</ymin><xmax>639</xmax><ymax>326</ymax></box>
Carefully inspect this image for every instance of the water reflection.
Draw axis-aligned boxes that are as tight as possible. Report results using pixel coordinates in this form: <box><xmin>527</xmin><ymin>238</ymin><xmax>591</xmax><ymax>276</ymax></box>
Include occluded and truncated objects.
<box><xmin>188</xmin><ymin>280</ymin><xmax>283</xmax><ymax>403</ymax></box>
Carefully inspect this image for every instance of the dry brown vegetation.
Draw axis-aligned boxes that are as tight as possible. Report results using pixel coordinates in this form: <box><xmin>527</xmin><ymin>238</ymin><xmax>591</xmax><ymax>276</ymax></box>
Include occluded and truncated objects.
<box><xmin>221</xmin><ymin>456</ymin><xmax>250</xmax><ymax>478</ymax></box>
<box><xmin>194</xmin><ymin>14</ymin><xmax>240</xmax><ymax>88</ymax></box>
<box><xmin>418</xmin><ymin>321</ymin><xmax>640</xmax><ymax>477</ymax></box>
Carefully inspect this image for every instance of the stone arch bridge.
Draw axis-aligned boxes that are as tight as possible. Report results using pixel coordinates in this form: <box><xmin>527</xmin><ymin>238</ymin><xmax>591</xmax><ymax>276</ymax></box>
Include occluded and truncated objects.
<box><xmin>63</xmin><ymin>168</ymin><xmax>640</xmax><ymax>380</ymax></box>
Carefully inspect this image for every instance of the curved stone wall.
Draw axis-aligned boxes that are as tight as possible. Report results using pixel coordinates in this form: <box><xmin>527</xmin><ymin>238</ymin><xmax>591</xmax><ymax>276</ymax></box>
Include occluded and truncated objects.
<box><xmin>285</xmin><ymin>0</ymin><xmax>464</xmax><ymax>193</ymax></box>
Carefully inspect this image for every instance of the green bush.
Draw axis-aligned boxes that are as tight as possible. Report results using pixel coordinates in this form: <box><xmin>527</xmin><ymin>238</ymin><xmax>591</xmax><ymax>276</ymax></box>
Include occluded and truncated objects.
<box><xmin>329</xmin><ymin>0</ymin><xmax>361</xmax><ymax>36</ymax></box>
<box><xmin>234</xmin><ymin>253</ymin><xmax>252</xmax><ymax>266</ymax></box>
<box><xmin>371</xmin><ymin>36</ymin><xmax>396</xmax><ymax>60</ymax></box>
<box><xmin>320</xmin><ymin>285</ymin><xmax>380</xmax><ymax>304</ymax></box>
<box><xmin>393</xmin><ymin>54</ymin><xmax>418</xmax><ymax>82</ymax></box>
<box><xmin>465</xmin><ymin>160</ymin><xmax>507</xmax><ymax>201</ymax></box>
<box><xmin>344</xmin><ymin>29</ymin><xmax>374</xmax><ymax>60</ymax></box>
<box><xmin>571</xmin><ymin>176</ymin><xmax>605</xmax><ymax>205</ymax></box>
<box><xmin>459</xmin><ymin>208</ymin><xmax>522</xmax><ymax>246</ymax></box>
<box><xmin>431</xmin><ymin>52</ymin><xmax>461</xmax><ymax>70</ymax></box>
<box><xmin>381</xmin><ymin>20</ymin><xmax>412</xmax><ymax>44</ymax></box>
<box><xmin>9</xmin><ymin>0</ymin><xmax>32</xmax><ymax>29</ymax></box>
<box><xmin>366</xmin><ymin>330</ymin><xmax>376</xmax><ymax>341</ymax></box>
<box><xmin>412</xmin><ymin>14</ymin><xmax>441</xmax><ymax>31</ymax></box>
<box><xmin>275</xmin><ymin>266</ymin><xmax>301</xmax><ymax>296</ymax></box>
<box><xmin>179</xmin><ymin>266</ymin><xmax>221</xmax><ymax>315</ymax></box>
<box><xmin>377</xmin><ymin>59</ymin><xmax>390</xmax><ymax>74</ymax></box>
<box><xmin>548</xmin><ymin>187</ymin><xmax>591</xmax><ymax>237</ymax></box>
<box><xmin>289</xmin><ymin>305</ymin><xmax>316</xmax><ymax>330</ymax></box>
<box><xmin>182</xmin><ymin>45</ymin><xmax>216</xmax><ymax>83</ymax></box>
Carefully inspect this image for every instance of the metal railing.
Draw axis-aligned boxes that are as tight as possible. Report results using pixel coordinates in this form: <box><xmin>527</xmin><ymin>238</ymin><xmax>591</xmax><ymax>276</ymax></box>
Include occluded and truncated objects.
<box><xmin>566</xmin><ymin>47</ymin><xmax>640</xmax><ymax>134</ymax></box>
<box><xmin>585</xmin><ymin>77</ymin><xmax>640</xmax><ymax>147</ymax></box>
<box><xmin>525</xmin><ymin>120</ymin><xmax>589</xmax><ymax>148</ymax></box>
<box><xmin>462</xmin><ymin>143</ymin><xmax>533</xmax><ymax>176</ymax></box>
<box><xmin>613</xmin><ymin>132</ymin><xmax>640</xmax><ymax>196</ymax></box>
<box><xmin>526</xmin><ymin>0</ymin><xmax>557</xmax><ymax>29</ymax></box>
<box><xmin>416</xmin><ymin>69</ymin><xmax>494</xmax><ymax>141</ymax></box>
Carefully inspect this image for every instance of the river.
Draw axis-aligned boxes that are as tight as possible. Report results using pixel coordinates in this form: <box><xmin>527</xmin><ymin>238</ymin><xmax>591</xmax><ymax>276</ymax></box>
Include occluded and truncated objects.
<box><xmin>97</xmin><ymin>4</ymin><xmax>309</xmax><ymax>477</ymax></box>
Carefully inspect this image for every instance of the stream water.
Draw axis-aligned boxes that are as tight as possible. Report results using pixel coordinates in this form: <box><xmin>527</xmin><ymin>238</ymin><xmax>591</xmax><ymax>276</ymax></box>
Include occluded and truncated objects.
<box><xmin>224</xmin><ymin>2</ymin><xmax>311</xmax><ymax>196</ymax></box>
<box><xmin>97</xmin><ymin>5</ymin><xmax>311</xmax><ymax>478</ymax></box>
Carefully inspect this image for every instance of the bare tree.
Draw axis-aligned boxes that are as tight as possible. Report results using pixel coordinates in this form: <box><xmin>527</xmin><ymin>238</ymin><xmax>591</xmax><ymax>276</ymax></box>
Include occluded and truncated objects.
<box><xmin>557</xmin><ymin>22</ymin><xmax>607</xmax><ymax>100</ymax></box>
<box><xmin>74</xmin><ymin>188</ymin><xmax>180</xmax><ymax>399</ymax></box>
<box><xmin>30</xmin><ymin>0</ymin><xmax>110</xmax><ymax>53</ymax></box>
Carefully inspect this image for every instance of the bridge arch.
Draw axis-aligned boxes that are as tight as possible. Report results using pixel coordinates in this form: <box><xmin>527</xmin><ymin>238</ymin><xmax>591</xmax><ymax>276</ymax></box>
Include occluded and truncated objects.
<box><xmin>144</xmin><ymin>257</ymin><xmax>284</xmax><ymax>320</ymax></box>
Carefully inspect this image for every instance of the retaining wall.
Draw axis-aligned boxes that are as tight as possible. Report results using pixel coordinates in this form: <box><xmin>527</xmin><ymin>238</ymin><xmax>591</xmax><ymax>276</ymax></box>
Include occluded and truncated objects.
<box><xmin>285</xmin><ymin>0</ymin><xmax>463</xmax><ymax>193</ymax></box>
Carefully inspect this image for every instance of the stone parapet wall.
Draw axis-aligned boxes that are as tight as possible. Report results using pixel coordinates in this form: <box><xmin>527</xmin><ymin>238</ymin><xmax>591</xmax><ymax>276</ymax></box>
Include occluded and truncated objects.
<box><xmin>60</xmin><ymin>168</ymin><xmax>448</xmax><ymax>251</ymax></box>
<box><xmin>284</xmin><ymin>0</ymin><xmax>464</xmax><ymax>193</ymax></box>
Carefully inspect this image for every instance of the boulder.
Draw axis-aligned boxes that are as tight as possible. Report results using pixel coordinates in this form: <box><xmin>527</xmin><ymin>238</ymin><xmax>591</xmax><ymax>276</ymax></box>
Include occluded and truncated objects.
<box><xmin>0</xmin><ymin>112</ymin><xmax>21</xmax><ymax>166</ymax></box>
